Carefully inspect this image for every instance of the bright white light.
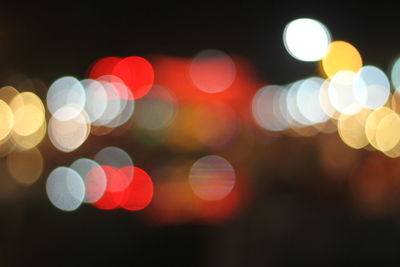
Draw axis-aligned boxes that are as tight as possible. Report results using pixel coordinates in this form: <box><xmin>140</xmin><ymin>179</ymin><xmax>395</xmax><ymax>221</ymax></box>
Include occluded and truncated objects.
<box><xmin>48</xmin><ymin>105</ymin><xmax>90</xmax><ymax>152</ymax></box>
<box><xmin>328</xmin><ymin>71</ymin><xmax>362</xmax><ymax>115</ymax></box>
<box><xmin>354</xmin><ymin>65</ymin><xmax>390</xmax><ymax>110</ymax></box>
<box><xmin>283</xmin><ymin>18</ymin><xmax>331</xmax><ymax>62</ymax></box>
<box><xmin>104</xmin><ymin>87</ymin><xmax>134</xmax><ymax>128</ymax></box>
<box><xmin>297</xmin><ymin>77</ymin><xmax>329</xmax><ymax>123</ymax></box>
<box><xmin>70</xmin><ymin>158</ymin><xmax>107</xmax><ymax>203</ymax></box>
<box><xmin>47</xmin><ymin>76</ymin><xmax>86</xmax><ymax>121</ymax></box>
<box><xmin>46</xmin><ymin>167</ymin><xmax>85</xmax><ymax>211</ymax></box>
<box><xmin>92</xmin><ymin>80</ymin><xmax>123</xmax><ymax>126</ymax></box>
<box><xmin>81</xmin><ymin>79</ymin><xmax>108</xmax><ymax>123</ymax></box>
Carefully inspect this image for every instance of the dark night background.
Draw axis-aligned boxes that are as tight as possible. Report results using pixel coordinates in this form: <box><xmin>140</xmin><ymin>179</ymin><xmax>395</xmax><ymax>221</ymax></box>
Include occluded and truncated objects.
<box><xmin>2</xmin><ymin>2</ymin><xmax>400</xmax><ymax>266</ymax></box>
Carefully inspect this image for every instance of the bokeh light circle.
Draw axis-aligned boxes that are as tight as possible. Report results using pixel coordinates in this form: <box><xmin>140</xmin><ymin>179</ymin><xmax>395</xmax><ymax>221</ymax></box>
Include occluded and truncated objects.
<box><xmin>6</xmin><ymin>148</ymin><xmax>44</xmax><ymax>185</ymax></box>
<box><xmin>70</xmin><ymin>158</ymin><xmax>107</xmax><ymax>203</ymax></box>
<box><xmin>119</xmin><ymin>167</ymin><xmax>154</xmax><ymax>211</ymax></box>
<box><xmin>0</xmin><ymin>99</ymin><xmax>14</xmax><ymax>142</ymax></box>
<box><xmin>48</xmin><ymin>105</ymin><xmax>90</xmax><ymax>152</ymax></box>
<box><xmin>94</xmin><ymin>147</ymin><xmax>133</xmax><ymax>192</ymax></box>
<box><xmin>283</xmin><ymin>18</ymin><xmax>331</xmax><ymax>62</ymax></box>
<box><xmin>47</xmin><ymin>76</ymin><xmax>86</xmax><ymax>121</ymax></box>
<box><xmin>190</xmin><ymin>49</ymin><xmax>236</xmax><ymax>93</ymax></box>
<box><xmin>46</xmin><ymin>167</ymin><xmax>85</xmax><ymax>211</ymax></box>
<box><xmin>322</xmin><ymin>41</ymin><xmax>363</xmax><ymax>78</ymax></box>
<box><xmin>353</xmin><ymin>65</ymin><xmax>390</xmax><ymax>110</ymax></box>
<box><xmin>189</xmin><ymin>155</ymin><xmax>235</xmax><ymax>201</ymax></box>
<box><xmin>252</xmin><ymin>85</ymin><xmax>288</xmax><ymax>131</ymax></box>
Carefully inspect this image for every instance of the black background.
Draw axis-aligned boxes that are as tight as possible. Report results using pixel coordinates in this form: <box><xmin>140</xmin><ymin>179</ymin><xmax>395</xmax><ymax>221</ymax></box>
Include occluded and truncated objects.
<box><xmin>2</xmin><ymin>2</ymin><xmax>400</xmax><ymax>266</ymax></box>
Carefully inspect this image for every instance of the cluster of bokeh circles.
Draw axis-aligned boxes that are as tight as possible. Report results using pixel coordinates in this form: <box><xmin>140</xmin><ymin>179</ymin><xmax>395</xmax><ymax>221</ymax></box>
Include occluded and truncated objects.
<box><xmin>4</xmin><ymin>16</ymin><xmax>400</xmax><ymax>222</ymax></box>
<box><xmin>253</xmin><ymin>17</ymin><xmax>400</xmax><ymax>157</ymax></box>
<box><xmin>0</xmin><ymin>52</ymin><xmax>241</xmax><ymax>221</ymax></box>
<box><xmin>46</xmin><ymin>146</ymin><xmax>154</xmax><ymax>212</ymax></box>
<box><xmin>0</xmin><ymin>84</ymin><xmax>46</xmax><ymax>186</ymax></box>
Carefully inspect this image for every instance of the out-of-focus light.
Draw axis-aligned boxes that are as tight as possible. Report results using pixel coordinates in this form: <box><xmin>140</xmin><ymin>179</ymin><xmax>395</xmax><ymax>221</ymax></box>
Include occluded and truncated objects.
<box><xmin>94</xmin><ymin>146</ymin><xmax>133</xmax><ymax>192</ymax></box>
<box><xmin>296</xmin><ymin>77</ymin><xmax>329</xmax><ymax>123</ymax></box>
<box><xmin>286</xmin><ymin>80</ymin><xmax>313</xmax><ymax>126</ymax></box>
<box><xmin>353</xmin><ymin>65</ymin><xmax>390</xmax><ymax>110</ymax></box>
<box><xmin>47</xmin><ymin>76</ymin><xmax>86</xmax><ymax>121</ymax></box>
<box><xmin>48</xmin><ymin>105</ymin><xmax>90</xmax><ymax>152</ymax></box>
<box><xmin>251</xmin><ymin>85</ymin><xmax>288</xmax><ymax>131</ymax></box>
<box><xmin>0</xmin><ymin>85</ymin><xmax>20</xmax><ymax>103</ymax></box>
<box><xmin>88</xmin><ymin>57</ymin><xmax>121</xmax><ymax>79</ymax></box>
<box><xmin>134</xmin><ymin>85</ymin><xmax>177</xmax><ymax>131</ymax></box>
<box><xmin>189</xmin><ymin>155</ymin><xmax>235</xmax><ymax>201</ymax></box>
<box><xmin>390</xmin><ymin>57</ymin><xmax>400</xmax><ymax>92</ymax></box>
<box><xmin>11</xmin><ymin>119</ymin><xmax>46</xmax><ymax>151</ymax></box>
<box><xmin>375</xmin><ymin>112</ymin><xmax>400</xmax><ymax>152</ymax></box>
<box><xmin>6</xmin><ymin>148</ymin><xmax>43</xmax><ymax>185</ymax></box>
<box><xmin>195</xmin><ymin>103</ymin><xmax>238</xmax><ymax>149</ymax></box>
<box><xmin>92</xmin><ymin>79</ymin><xmax>122</xmax><ymax>126</ymax></box>
<box><xmin>112</xmin><ymin>56</ymin><xmax>154</xmax><ymax>99</ymax></box>
<box><xmin>365</xmin><ymin>107</ymin><xmax>394</xmax><ymax>150</ymax></box>
<box><xmin>0</xmin><ymin>100</ymin><xmax>14</xmax><ymax>143</ymax></box>
<box><xmin>10</xmin><ymin>92</ymin><xmax>45</xmax><ymax>136</ymax></box>
<box><xmin>190</xmin><ymin>49</ymin><xmax>236</xmax><ymax>93</ymax></box>
<box><xmin>322</xmin><ymin>41</ymin><xmax>362</xmax><ymax>78</ymax></box>
<box><xmin>319</xmin><ymin>79</ymin><xmax>340</xmax><ymax>120</ymax></box>
<box><xmin>283</xmin><ymin>18</ymin><xmax>331</xmax><ymax>62</ymax></box>
<box><xmin>337</xmin><ymin>109</ymin><xmax>370</xmax><ymax>149</ymax></box>
<box><xmin>70</xmin><ymin>158</ymin><xmax>107</xmax><ymax>203</ymax></box>
<box><xmin>119</xmin><ymin>167</ymin><xmax>154</xmax><ymax>211</ymax></box>
<box><xmin>318</xmin><ymin>133</ymin><xmax>361</xmax><ymax>178</ymax></box>
<box><xmin>81</xmin><ymin>79</ymin><xmax>108</xmax><ymax>123</ymax></box>
<box><xmin>46</xmin><ymin>167</ymin><xmax>85</xmax><ymax>211</ymax></box>
<box><xmin>92</xmin><ymin>166</ymin><xmax>122</xmax><ymax>210</ymax></box>
<box><xmin>102</xmin><ymin>83</ymin><xmax>134</xmax><ymax>128</ymax></box>
<box><xmin>328</xmin><ymin>70</ymin><xmax>362</xmax><ymax>115</ymax></box>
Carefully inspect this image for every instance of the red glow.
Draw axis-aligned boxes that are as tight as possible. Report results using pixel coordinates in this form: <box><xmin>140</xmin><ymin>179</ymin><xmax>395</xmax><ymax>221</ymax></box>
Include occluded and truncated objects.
<box><xmin>92</xmin><ymin>166</ymin><xmax>124</xmax><ymax>210</ymax></box>
<box><xmin>119</xmin><ymin>167</ymin><xmax>154</xmax><ymax>211</ymax></box>
<box><xmin>151</xmin><ymin>55</ymin><xmax>262</xmax><ymax>111</ymax></box>
<box><xmin>112</xmin><ymin>56</ymin><xmax>154</xmax><ymax>99</ymax></box>
<box><xmin>88</xmin><ymin>57</ymin><xmax>122</xmax><ymax>79</ymax></box>
<box><xmin>190</xmin><ymin>54</ymin><xmax>235</xmax><ymax>93</ymax></box>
